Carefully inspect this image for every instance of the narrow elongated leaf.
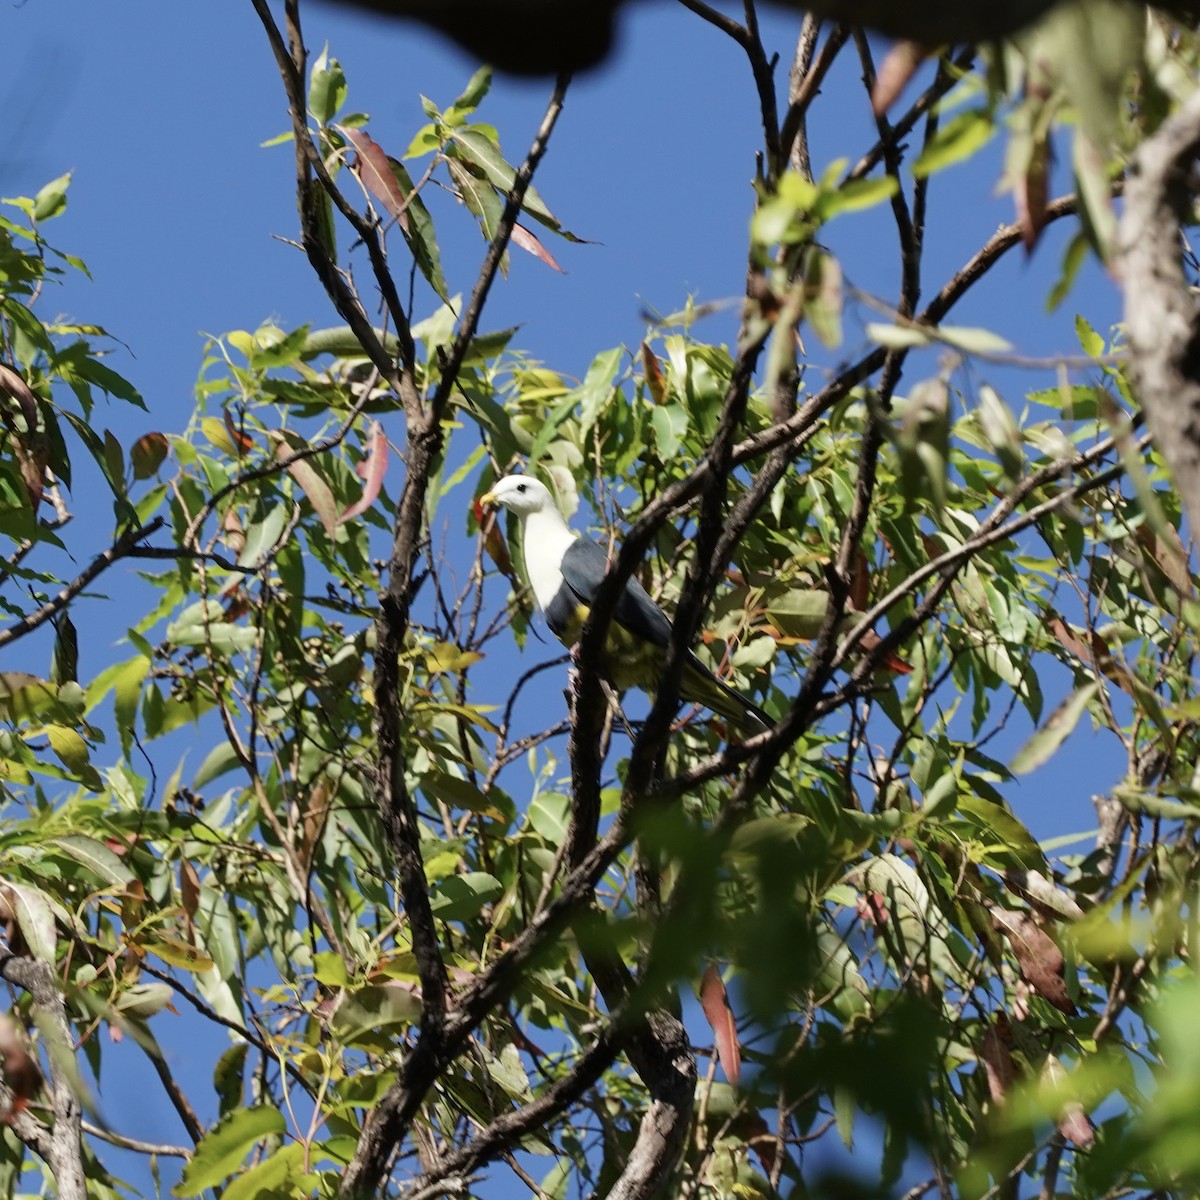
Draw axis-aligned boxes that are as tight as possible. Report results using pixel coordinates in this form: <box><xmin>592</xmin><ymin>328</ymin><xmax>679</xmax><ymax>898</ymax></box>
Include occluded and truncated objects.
<box><xmin>2</xmin><ymin>883</ymin><xmax>57</xmax><ymax>961</ymax></box>
<box><xmin>340</xmin><ymin>421</ymin><xmax>388</xmax><ymax>523</ymax></box>
<box><xmin>450</xmin><ymin>127</ymin><xmax>558</xmax><ymax>227</ymax></box>
<box><xmin>913</xmin><ymin>108</ymin><xmax>994</xmax><ymax>178</ymax></box>
<box><xmin>1011</xmin><ymin>682</ymin><xmax>1098</xmax><ymax>775</ymax></box>
<box><xmin>390</xmin><ymin>159</ymin><xmax>448</xmax><ymax>300</ymax></box>
<box><xmin>510</xmin><ymin>223</ymin><xmax>562</xmax><ymax>271</ymax></box>
<box><xmin>446</xmin><ymin>156</ymin><xmax>503</xmax><ymax>242</ymax></box>
<box><xmin>699</xmin><ymin>964</ymin><xmax>741</xmax><ymax>1086</ymax></box>
<box><xmin>50</xmin><ymin>835</ymin><xmax>135</xmax><ymax>887</ymax></box>
<box><xmin>341</xmin><ymin>127</ymin><xmax>410</xmax><ymax>230</ymax></box>
<box><xmin>277</xmin><ymin>443</ymin><xmax>339</xmax><ymax>538</ymax></box>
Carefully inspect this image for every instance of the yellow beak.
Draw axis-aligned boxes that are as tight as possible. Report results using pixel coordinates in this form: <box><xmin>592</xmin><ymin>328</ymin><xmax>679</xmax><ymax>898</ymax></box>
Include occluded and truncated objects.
<box><xmin>479</xmin><ymin>490</ymin><xmax>499</xmax><ymax>508</ymax></box>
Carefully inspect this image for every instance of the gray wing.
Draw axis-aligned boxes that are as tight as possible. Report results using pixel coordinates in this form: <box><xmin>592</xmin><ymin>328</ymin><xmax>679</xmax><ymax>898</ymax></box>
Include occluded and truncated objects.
<box><xmin>559</xmin><ymin>538</ymin><xmax>672</xmax><ymax>648</ymax></box>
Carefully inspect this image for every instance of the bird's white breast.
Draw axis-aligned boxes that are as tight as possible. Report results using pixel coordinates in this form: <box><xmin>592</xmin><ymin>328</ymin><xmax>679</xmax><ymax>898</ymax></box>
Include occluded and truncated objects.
<box><xmin>521</xmin><ymin>508</ymin><xmax>579</xmax><ymax>612</ymax></box>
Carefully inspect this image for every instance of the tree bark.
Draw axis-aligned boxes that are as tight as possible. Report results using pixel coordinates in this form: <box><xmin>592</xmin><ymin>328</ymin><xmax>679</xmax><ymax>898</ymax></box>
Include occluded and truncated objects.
<box><xmin>1119</xmin><ymin>88</ymin><xmax>1200</xmax><ymax>539</ymax></box>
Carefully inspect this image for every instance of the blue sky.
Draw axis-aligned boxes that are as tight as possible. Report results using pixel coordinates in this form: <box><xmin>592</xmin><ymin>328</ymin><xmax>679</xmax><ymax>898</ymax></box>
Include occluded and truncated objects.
<box><xmin>5</xmin><ymin>0</ymin><xmax>1130</xmax><ymax>1194</ymax></box>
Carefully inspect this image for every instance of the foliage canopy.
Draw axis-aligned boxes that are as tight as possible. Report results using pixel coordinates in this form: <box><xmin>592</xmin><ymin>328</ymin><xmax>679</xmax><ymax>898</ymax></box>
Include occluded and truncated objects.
<box><xmin>2</xmin><ymin>4</ymin><xmax>1200</xmax><ymax>1200</ymax></box>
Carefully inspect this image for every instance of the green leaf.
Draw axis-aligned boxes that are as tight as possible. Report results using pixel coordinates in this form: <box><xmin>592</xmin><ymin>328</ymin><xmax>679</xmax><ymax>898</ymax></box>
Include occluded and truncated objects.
<box><xmin>221</xmin><ymin>1144</ymin><xmax>307</xmax><ymax>1200</ymax></box>
<box><xmin>391</xmin><ymin>158</ymin><xmax>448</xmax><ymax>301</ymax></box>
<box><xmin>913</xmin><ymin>108</ymin><xmax>994</xmax><ymax>178</ymax></box>
<box><xmin>446</xmin><ymin>156</ymin><xmax>504</xmax><ymax>243</ymax></box>
<box><xmin>114</xmin><ymin>982</ymin><xmax>176</xmax><ymax>1018</ymax></box>
<box><xmin>46</xmin><ymin>725</ymin><xmax>102</xmax><ymax>789</ymax></box>
<box><xmin>1011</xmin><ymin>682</ymin><xmax>1099</xmax><ymax>775</ymax></box>
<box><xmin>486</xmin><ymin>1042</ymin><xmax>532</xmax><ymax>1099</ymax></box>
<box><xmin>176</xmin><ymin>1105</ymin><xmax>287</xmax><ymax>1196</ymax></box>
<box><xmin>650</xmin><ymin>404</ymin><xmax>688</xmax><ymax>460</ymax></box>
<box><xmin>825</xmin><ymin>174</ymin><xmax>899</xmax><ymax>216</ymax></box>
<box><xmin>575</xmin><ymin>346</ymin><xmax>623</xmax><ymax>438</ymax></box>
<box><xmin>938</xmin><ymin>326</ymin><xmax>1013</xmax><ymax>355</ymax></box>
<box><xmin>49</xmin><ymin>835</ymin><xmax>135</xmax><ymax>887</ymax></box>
<box><xmin>3</xmin><ymin>883</ymin><xmax>57</xmax><ymax>961</ymax></box>
<box><xmin>237</xmin><ymin>504</ymin><xmax>289</xmax><ymax>569</ymax></box>
<box><xmin>332</xmin><ymin>984</ymin><xmax>423</xmax><ymax>1044</ymax></box>
<box><xmin>447</xmin><ymin>66</ymin><xmax>493</xmax><ymax>120</ymax></box>
<box><xmin>214</xmin><ymin>1045</ymin><xmax>247</xmax><ymax>1118</ymax></box>
<box><xmin>1074</xmin><ymin>315</ymin><xmax>1105</xmax><ymax>360</ymax></box>
<box><xmin>32</xmin><ymin>172</ymin><xmax>71</xmax><ymax>222</ymax></box>
<box><xmin>866</xmin><ymin>323</ymin><xmax>931</xmax><ymax>350</ymax></box>
<box><xmin>428</xmin><ymin>872</ymin><xmax>503</xmax><ymax>922</ymax></box>
<box><xmin>308</xmin><ymin>45</ymin><xmax>347</xmax><ymax>125</ymax></box>
<box><xmin>450</xmin><ymin>127</ymin><xmax>559</xmax><ymax>229</ymax></box>
<box><xmin>955</xmin><ymin>795</ymin><xmax>1046</xmax><ymax>871</ymax></box>
<box><xmin>192</xmin><ymin>742</ymin><xmax>243</xmax><ymax>790</ymax></box>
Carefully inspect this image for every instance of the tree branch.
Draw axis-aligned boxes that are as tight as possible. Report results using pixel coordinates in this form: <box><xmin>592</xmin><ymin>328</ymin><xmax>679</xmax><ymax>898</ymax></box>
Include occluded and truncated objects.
<box><xmin>0</xmin><ymin>519</ymin><xmax>163</xmax><ymax>653</ymax></box>
<box><xmin>0</xmin><ymin>956</ymin><xmax>85</xmax><ymax>1200</ymax></box>
<box><xmin>1118</xmin><ymin>86</ymin><xmax>1200</xmax><ymax>536</ymax></box>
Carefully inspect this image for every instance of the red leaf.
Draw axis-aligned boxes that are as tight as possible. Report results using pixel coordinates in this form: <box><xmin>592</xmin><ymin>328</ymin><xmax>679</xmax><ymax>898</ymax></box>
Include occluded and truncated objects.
<box><xmin>510</xmin><ymin>222</ymin><xmax>563</xmax><ymax>271</ymax></box>
<box><xmin>341</xmin><ymin>128</ymin><xmax>410</xmax><ymax>231</ymax></box>
<box><xmin>340</xmin><ymin>421</ymin><xmax>389</xmax><ymax>523</ymax></box>
<box><xmin>699</xmin><ymin>963</ymin><xmax>741</xmax><ymax>1087</ymax></box>
<box><xmin>223</xmin><ymin>411</ymin><xmax>255</xmax><ymax>454</ymax></box>
<box><xmin>859</xmin><ymin>629</ymin><xmax>913</xmax><ymax>675</ymax></box>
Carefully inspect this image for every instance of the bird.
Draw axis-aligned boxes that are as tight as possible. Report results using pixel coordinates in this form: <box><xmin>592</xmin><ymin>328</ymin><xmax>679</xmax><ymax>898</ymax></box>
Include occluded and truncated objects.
<box><xmin>480</xmin><ymin>474</ymin><xmax>771</xmax><ymax>735</ymax></box>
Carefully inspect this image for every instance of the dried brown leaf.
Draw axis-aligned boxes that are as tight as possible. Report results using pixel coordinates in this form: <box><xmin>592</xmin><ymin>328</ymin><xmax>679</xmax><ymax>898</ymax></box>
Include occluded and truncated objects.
<box><xmin>341</xmin><ymin>127</ymin><xmax>411</xmax><ymax>231</ymax></box>
<box><xmin>1003</xmin><ymin>868</ymin><xmax>1085</xmax><ymax>923</ymax></box>
<box><xmin>979</xmin><ymin>1013</ymin><xmax>1017</xmax><ymax>1103</ymax></box>
<box><xmin>180</xmin><ymin>860</ymin><xmax>201</xmax><ymax>921</ymax></box>
<box><xmin>990</xmin><ymin>906</ymin><xmax>1076</xmax><ymax>1014</ymax></box>
<box><xmin>0</xmin><ymin>363</ymin><xmax>37</xmax><ymax>429</ymax></box>
<box><xmin>130</xmin><ymin>432</ymin><xmax>170</xmax><ymax>480</ymax></box>
<box><xmin>641</xmin><ymin>341</ymin><xmax>667</xmax><ymax>403</ymax></box>
<box><xmin>10</xmin><ymin>433</ymin><xmax>47</xmax><ymax>509</ymax></box>
<box><xmin>473</xmin><ymin>498</ymin><xmax>516</xmax><ymax>581</ymax></box>
<box><xmin>1134</xmin><ymin>523</ymin><xmax>1192</xmax><ymax>597</ymax></box>
<box><xmin>0</xmin><ymin>1015</ymin><xmax>41</xmax><ymax>1119</ymax></box>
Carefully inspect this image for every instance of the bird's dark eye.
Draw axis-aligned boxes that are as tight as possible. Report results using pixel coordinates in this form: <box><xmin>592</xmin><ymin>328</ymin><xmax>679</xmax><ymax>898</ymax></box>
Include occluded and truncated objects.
<box><xmin>516</xmin><ymin>483</ymin><xmax>527</xmax><ymax>493</ymax></box>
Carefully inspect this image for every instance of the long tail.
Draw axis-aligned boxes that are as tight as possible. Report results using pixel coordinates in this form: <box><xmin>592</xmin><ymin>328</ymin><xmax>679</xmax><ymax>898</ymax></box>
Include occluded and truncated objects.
<box><xmin>681</xmin><ymin>655</ymin><xmax>771</xmax><ymax>735</ymax></box>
